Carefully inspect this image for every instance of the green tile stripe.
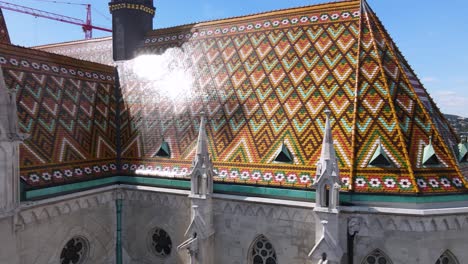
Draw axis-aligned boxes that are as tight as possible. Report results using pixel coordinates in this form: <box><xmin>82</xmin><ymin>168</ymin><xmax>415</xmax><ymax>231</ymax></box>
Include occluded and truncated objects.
<box><xmin>24</xmin><ymin>176</ymin><xmax>191</xmax><ymax>200</ymax></box>
<box><xmin>214</xmin><ymin>183</ymin><xmax>314</xmax><ymax>200</ymax></box>
<box><xmin>24</xmin><ymin>176</ymin><xmax>468</xmax><ymax>203</ymax></box>
<box><xmin>340</xmin><ymin>193</ymin><xmax>468</xmax><ymax>204</ymax></box>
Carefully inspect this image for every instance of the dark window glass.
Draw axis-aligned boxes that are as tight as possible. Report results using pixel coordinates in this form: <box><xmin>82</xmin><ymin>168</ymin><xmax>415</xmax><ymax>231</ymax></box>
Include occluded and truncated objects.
<box><xmin>362</xmin><ymin>249</ymin><xmax>392</xmax><ymax>264</ymax></box>
<box><xmin>151</xmin><ymin>228</ymin><xmax>172</xmax><ymax>257</ymax></box>
<box><xmin>60</xmin><ymin>237</ymin><xmax>88</xmax><ymax>264</ymax></box>
<box><xmin>250</xmin><ymin>235</ymin><xmax>277</xmax><ymax>264</ymax></box>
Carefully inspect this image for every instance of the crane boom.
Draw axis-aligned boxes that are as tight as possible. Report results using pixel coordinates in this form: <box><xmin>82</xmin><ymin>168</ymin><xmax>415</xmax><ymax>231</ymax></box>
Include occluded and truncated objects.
<box><xmin>0</xmin><ymin>1</ymin><xmax>111</xmax><ymax>39</ymax></box>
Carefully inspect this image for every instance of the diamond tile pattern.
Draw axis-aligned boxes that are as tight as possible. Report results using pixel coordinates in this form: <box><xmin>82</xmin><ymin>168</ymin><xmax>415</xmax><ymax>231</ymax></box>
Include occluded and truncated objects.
<box><xmin>0</xmin><ymin>44</ymin><xmax>117</xmax><ymax>188</ymax></box>
<box><xmin>115</xmin><ymin>2</ymin><xmax>467</xmax><ymax>193</ymax></box>
<box><xmin>4</xmin><ymin>1</ymin><xmax>467</xmax><ymax>194</ymax></box>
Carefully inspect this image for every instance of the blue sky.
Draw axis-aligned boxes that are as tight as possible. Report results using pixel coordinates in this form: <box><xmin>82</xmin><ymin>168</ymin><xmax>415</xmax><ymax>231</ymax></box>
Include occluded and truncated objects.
<box><xmin>3</xmin><ymin>0</ymin><xmax>468</xmax><ymax>116</ymax></box>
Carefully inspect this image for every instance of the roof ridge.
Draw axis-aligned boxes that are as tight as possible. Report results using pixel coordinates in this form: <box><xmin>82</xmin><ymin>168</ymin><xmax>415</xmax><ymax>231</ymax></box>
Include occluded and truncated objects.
<box><xmin>364</xmin><ymin>2</ymin><xmax>467</xmax><ymax>189</ymax></box>
<box><xmin>33</xmin><ymin>36</ymin><xmax>112</xmax><ymax>49</ymax></box>
<box><xmin>363</xmin><ymin>4</ymin><xmax>460</xmax><ymax>146</ymax></box>
<box><xmin>147</xmin><ymin>0</ymin><xmax>360</xmax><ymax>36</ymax></box>
<box><xmin>362</xmin><ymin>2</ymin><xmax>419</xmax><ymax>192</ymax></box>
<box><xmin>0</xmin><ymin>42</ymin><xmax>114</xmax><ymax>73</ymax></box>
<box><xmin>349</xmin><ymin>0</ymin><xmax>364</xmax><ymax>191</ymax></box>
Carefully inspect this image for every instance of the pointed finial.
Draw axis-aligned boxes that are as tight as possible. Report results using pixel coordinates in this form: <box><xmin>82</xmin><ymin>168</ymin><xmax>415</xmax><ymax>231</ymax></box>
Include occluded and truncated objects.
<box><xmin>429</xmin><ymin>135</ymin><xmax>433</xmax><ymax>145</ymax></box>
<box><xmin>196</xmin><ymin>112</ymin><xmax>208</xmax><ymax>156</ymax></box>
<box><xmin>318</xmin><ymin>109</ymin><xmax>335</xmax><ymax>163</ymax></box>
<box><xmin>323</xmin><ymin>109</ymin><xmax>332</xmax><ymax>141</ymax></box>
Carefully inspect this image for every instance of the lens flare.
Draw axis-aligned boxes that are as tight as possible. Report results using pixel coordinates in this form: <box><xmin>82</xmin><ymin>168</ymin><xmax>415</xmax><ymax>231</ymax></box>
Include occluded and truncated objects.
<box><xmin>133</xmin><ymin>49</ymin><xmax>193</xmax><ymax>103</ymax></box>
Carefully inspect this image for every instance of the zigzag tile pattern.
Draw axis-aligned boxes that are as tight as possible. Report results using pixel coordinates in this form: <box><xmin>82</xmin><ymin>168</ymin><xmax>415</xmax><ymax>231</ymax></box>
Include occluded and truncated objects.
<box><xmin>9</xmin><ymin>1</ymin><xmax>465</xmax><ymax>194</ymax></box>
<box><xmin>0</xmin><ymin>44</ymin><xmax>117</xmax><ymax>188</ymax></box>
<box><xmin>117</xmin><ymin>1</ymin><xmax>467</xmax><ymax>194</ymax></box>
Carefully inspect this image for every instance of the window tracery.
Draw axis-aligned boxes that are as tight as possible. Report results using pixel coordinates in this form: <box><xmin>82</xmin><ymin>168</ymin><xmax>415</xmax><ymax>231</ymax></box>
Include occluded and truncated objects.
<box><xmin>249</xmin><ymin>235</ymin><xmax>277</xmax><ymax>264</ymax></box>
<box><xmin>362</xmin><ymin>249</ymin><xmax>392</xmax><ymax>264</ymax></box>
<box><xmin>436</xmin><ymin>250</ymin><xmax>459</xmax><ymax>264</ymax></box>
<box><xmin>60</xmin><ymin>236</ymin><xmax>89</xmax><ymax>264</ymax></box>
<box><xmin>149</xmin><ymin>227</ymin><xmax>172</xmax><ymax>257</ymax></box>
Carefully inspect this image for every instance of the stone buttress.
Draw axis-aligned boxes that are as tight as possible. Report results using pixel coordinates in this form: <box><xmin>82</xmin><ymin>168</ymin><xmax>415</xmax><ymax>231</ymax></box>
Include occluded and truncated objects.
<box><xmin>178</xmin><ymin>112</ymin><xmax>215</xmax><ymax>264</ymax></box>
<box><xmin>309</xmin><ymin>110</ymin><xmax>343</xmax><ymax>264</ymax></box>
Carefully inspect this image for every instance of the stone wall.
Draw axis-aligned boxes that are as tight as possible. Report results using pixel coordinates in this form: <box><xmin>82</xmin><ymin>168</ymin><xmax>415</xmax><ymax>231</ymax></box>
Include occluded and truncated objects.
<box><xmin>2</xmin><ymin>187</ymin><xmax>468</xmax><ymax>264</ymax></box>
<box><xmin>120</xmin><ymin>189</ymin><xmax>191</xmax><ymax>264</ymax></box>
<box><xmin>351</xmin><ymin>213</ymin><xmax>468</xmax><ymax>264</ymax></box>
<box><xmin>213</xmin><ymin>198</ymin><xmax>316</xmax><ymax>264</ymax></box>
<box><xmin>119</xmin><ymin>189</ymin><xmax>317</xmax><ymax>264</ymax></box>
<box><xmin>13</xmin><ymin>190</ymin><xmax>116</xmax><ymax>264</ymax></box>
<box><xmin>0</xmin><ymin>216</ymin><xmax>19</xmax><ymax>263</ymax></box>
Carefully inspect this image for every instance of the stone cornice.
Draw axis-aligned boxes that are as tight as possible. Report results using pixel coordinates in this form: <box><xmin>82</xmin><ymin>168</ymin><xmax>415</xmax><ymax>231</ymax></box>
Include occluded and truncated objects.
<box><xmin>346</xmin><ymin>212</ymin><xmax>468</xmax><ymax>233</ymax></box>
<box><xmin>13</xmin><ymin>184</ymin><xmax>468</xmax><ymax>231</ymax></box>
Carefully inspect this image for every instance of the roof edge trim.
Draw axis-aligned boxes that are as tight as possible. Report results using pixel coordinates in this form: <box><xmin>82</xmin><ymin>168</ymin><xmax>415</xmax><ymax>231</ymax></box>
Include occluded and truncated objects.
<box><xmin>146</xmin><ymin>0</ymin><xmax>360</xmax><ymax>36</ymax></box>
<box><xmin>23</xmin><ymin>176</ymin><xmax>468</xmax><ymax>203</ymax></box>
<box><xmin>33</xmin><ymin>36</ymin><xmax>112</xmax><ymax>50</ymax></box>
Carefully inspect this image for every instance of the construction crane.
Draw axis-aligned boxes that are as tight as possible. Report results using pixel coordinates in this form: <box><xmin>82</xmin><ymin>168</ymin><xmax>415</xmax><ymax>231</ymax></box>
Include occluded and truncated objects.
<box><xmin>0</xmin><ymin>1</ymin><xmax>111</xmax><ymax>39</ymax></box>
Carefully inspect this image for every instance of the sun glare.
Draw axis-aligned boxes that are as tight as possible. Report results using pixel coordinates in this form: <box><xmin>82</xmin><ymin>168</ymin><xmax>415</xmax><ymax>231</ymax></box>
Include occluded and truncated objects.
<box><xmin>133</xmin><ymin>49</ymin><xmax>193</xmax><ymax>102</ymax></box>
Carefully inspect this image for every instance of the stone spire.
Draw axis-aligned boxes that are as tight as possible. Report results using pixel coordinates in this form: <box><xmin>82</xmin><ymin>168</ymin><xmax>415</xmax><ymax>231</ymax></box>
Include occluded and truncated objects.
<box><xmin>178</xmin><ymin>112</ymin><xmax>215</xmax><ymax>264</ymax></box>
<box><xmin>190</xmin><ymin>112</ymin><xmax>214</xmax><ymax>197</ymax></box>
<box><xmin>309</xmin><ymin>110</ymin><xmax>343</xmax><ymax>264</ymax></box>
<box><xmin>195</xmin><ymin>112</ymin><xmax>209</xmax><ymax>163</ymax></box>
<box><xmin>314</xmin><ymin>110</ymin><xmax>341</xmax><ymax>202</ymax></box>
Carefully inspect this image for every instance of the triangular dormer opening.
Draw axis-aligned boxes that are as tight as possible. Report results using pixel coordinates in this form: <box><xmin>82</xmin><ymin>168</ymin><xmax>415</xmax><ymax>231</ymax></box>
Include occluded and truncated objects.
<box><xmin>458</xmin><ymin>140</ymin><xmax>468</xmax><ymax>163</ymax></box>
<box><xmin>274</xmin><ymin>143</ymin><xmax>293</xmax><ymax>163</ymax></box>
<box><xmin>155</xmin><ymin>140</ymin><xmax>171</xmax><ymax>158</ymax></box>
<box><xmin>461</xmin><ymin>153</ymin><xmax>468</xmax><ymax>163</ymax></box>
<box><xmin>422</xmin><ymin>139</ymin><xmax>441</xmax><ymax>167</ymax></box>
<box><xmin>368</xmin><ymin>142</ymin><xmax>393</xmax><ymax>167</ymax></box>
<box><xmin>369</xmin><ymin>153</ymin><xmax>392</xmax><ymax>167</ymax></box>
<box><xmin>423</xmin><ymin>155</ymin><xmax>440</xmax><ymax>166</ymax></box>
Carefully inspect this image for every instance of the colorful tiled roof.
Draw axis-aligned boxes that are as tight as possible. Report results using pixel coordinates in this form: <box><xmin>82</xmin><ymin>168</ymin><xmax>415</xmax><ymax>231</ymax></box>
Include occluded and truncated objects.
<box><xmin>34</xmin><ymin>37</ymin><xmax>114</xmax><ymax>66</ymax></box>
<box><xmin>115</xmin><ymin>0</ymin><xmax>467</xmax><ymax>194</ymax></box>
<box><xmin>0</xmin><ymin>43</ymin><xmax>117</xmax><ymax>189</ymax></box>
<box><xmin>0</xmin><ymin>9</ymin><xmax>10</xmax><ymax>44</ymax></box>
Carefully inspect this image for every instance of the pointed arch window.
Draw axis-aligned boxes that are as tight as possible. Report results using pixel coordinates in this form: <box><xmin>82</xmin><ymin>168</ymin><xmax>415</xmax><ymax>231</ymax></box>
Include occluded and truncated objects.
<box><xmin>249</xmin><ymin>235</ymin><xmax>277</xmax><ymax>264</ymax></box>
<box><xmin>435</xmin><ymin>250</ymin><xmax>459</xmax><ymax>264</ymax></box>
<box><xmin>362</xmin><ymin>249</ymin><xmax>392</xmax><ymax>264</ymax></box>
<box><xmin>324</xmin><ymin>184</ymin><xmax>330</xmax><ymax>207</ymax></box>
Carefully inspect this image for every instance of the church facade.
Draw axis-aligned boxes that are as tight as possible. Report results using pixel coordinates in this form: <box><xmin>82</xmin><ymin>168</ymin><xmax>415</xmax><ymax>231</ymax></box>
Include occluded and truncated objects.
<box><xmin>1</xmin><ymin>0</ymin><xmax>468</xmax><ymax>263</ymax></box>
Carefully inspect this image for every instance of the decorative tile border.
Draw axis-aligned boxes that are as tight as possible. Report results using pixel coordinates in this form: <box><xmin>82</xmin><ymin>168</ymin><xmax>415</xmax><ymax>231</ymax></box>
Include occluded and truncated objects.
<box><xmin>352</xmin><ymin>174</ymin><xmax>465</xmax><ymax>192</ymax></box>
<box><xmin>353</xmin><ymin>175</ymin><xmax>414</xmax><ymax>192</ymax></box>
<box><xmin>118</xmin><ymin>162</ymin><xmax>467</xmax><ymax>192</ymax></box>
<box><xmin>416</xmin><ymin>176</ymin><xmax>464</xmax><ymax>190</ymax></box>
<box><xmin>120</xmin><ymin>163</ymin><xmax>315</xmax><ymax>188</ymax></box>
<box><xmin>144</xmin><ymin>9</ymin><xmax>360</xmax><ymax>44</ymax></box>
<box><xmin>0</xmin><ymin>55</ymin><xmax>114</xmax><ymax>81</ymax></box>
<box><xmin>21</xmin><ymin>163</ymin><xmax>118</xmax><ymax>185</ymax></box>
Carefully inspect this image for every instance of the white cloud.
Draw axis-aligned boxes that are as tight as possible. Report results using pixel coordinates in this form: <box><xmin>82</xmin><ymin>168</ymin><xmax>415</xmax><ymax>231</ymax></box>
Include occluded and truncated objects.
<box><xmin>201</xmin><ymin>2</ymin><xmax>227</xmax><ymax>20</ymax></box>
<box><xmin>432</xmin><ymin>90</ymin><xmax>468</xmax><ymax>117</ymax></box>
<box><xmin>421</xmin><ymin>76</ymin><xmax>438</xmax><ymax>83</ymax></box>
